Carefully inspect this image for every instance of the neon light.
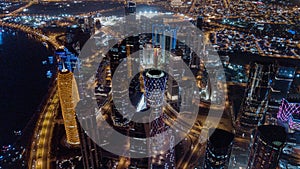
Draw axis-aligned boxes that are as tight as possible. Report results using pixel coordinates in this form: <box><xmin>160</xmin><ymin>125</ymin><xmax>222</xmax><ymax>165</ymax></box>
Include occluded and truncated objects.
<box><xmin>289</xmin><ymin>113</ymin><xmax>300</xmax><ymax>131</ymax></box>
<box><xmin>277</xmin><ymin>99</ymin><xmax>300</xmax><ymax>122</ymax></box>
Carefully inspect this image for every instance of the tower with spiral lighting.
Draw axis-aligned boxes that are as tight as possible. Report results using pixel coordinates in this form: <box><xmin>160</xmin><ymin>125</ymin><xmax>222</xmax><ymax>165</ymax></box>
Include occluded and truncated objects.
<box><xmin>57</xmin><ymin>49</ymin><xmax>80</xmax><ymax>146</ymax></box>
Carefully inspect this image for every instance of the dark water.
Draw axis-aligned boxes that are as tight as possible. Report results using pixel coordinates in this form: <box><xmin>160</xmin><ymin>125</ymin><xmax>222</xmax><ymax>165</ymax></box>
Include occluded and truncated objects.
<box><xmin>0</xmin><ymin>29</ymin><xmax>52</xmax><ymax>145</ymax></box>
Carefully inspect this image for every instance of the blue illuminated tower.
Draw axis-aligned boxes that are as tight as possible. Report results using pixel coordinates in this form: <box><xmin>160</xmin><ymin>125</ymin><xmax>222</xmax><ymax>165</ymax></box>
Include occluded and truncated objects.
<box><xmin>143</xmin><ymin>69</ymin><xmax>175</xmax><ymax>169</ymax></box>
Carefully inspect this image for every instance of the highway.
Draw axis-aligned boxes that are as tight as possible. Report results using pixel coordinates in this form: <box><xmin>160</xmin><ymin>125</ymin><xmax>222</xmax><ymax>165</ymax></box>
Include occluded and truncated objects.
<box><xmin>0</xmin><ymin>1</ymin><xmax>35</xmax><ymax>17</ymax></box>
<box><xmin>0</xmin><ymin>21</ymin><xmax>61</xmax><ymax>49</ymax></box>
<box><xmin>28</xmin><ymin>82</ymin><xmax>60</xmax><ymax>169</ymax></box>
<box><xmin>8</xmin><ymin>1</ymin><xmax>35</xmax><ymax>16</ymax></box>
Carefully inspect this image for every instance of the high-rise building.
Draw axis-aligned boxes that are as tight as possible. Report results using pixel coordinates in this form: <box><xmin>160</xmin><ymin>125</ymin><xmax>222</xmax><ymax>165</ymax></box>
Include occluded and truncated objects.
<box><xmin>57</xmin><ymin>48</ymin><xmax>80</xmax><ymax>146</ymax></box>
<box><xmin>125</xmin><ymin>1</ymin><xmax>137</xmax><ymax>33</ymax></box>
<box><xmin>203</xmin><ymin>128</ymin><xmax>234</xmax><ymax>169</ymax></box>
<box><xmin>167</xmin><ymin>49</ymin><xmax>183</xmax><ymax>107</ymax></box>
<box><xmin>142</xmin><ymin>69</ymin><xmax>175</xmax><ymax>169</ymax></box>
<box><xmin>78</xmin><ymin>114</ymin><xmax>102</xmax><ymax>169</ymax></box>
<box><xmin>143</xmin><ymin>69</ymin><xmax>167</xmax><ymax>111</ymax></box>
<box><xmin>108</xmin><ymin>40</ymin><xmax>125</xmax><ymax>76</ymax></box>
<box><xmin>55</xmin><ymin>48</ymin><xmax>78</xmax><ymax>72</ymax></box>
<box><xmin>236</xmin><ymin>62</ymin><xmax>272</xmax><ymax>136</ymax></box>
<box><xmin>57</xmin><ymin>70</ymin><xmax>80</xmax><ymax>146</ymax></box>
<box><xmin>247</xmin><ymin>125</ymin><xmax>286</xmax><ymax>169</ymax></box>
<box><xmin>268</xmin><ymin>66</ymin><xmax>296</xmax><ymax>113</ymax></box>
<box><xmin>152</xmin><ymin>24</ymin><xmax>177</xmax><ymax>66</ymax></box>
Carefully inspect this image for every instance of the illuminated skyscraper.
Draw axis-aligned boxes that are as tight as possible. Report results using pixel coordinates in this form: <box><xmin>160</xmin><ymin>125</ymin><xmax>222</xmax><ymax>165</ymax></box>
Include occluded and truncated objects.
<box><xmin>78</xmin><ymin>113</ymin><xmax>102</xmax><ymax>169</ymax></box>
<box><xmin>236</xmin><ymin>62</ymin><xmax>272</xmax><ymax>136</ymax></box>
<box><xmin>143</xmin><ymin>69</ymin><xmax>167</xmax><ymax>111</ymax></box>
<box><xmin>247</xmin><ymin>125</ymin><xmax>286</xmax><ymax>169</ymax></box>
<box><xmin>125</xmin><ymin>1</ymin><xmax>137</xmax><ymax>33</ymax></box>
<box><xmin>203</xmin><ymin>128</ymin><xmax>234</xmax><ymax>169</ymax></box>
<box><xmin>268</xmin><ymin>66</ymin><xmax>296</xmax><ymax>114</ymax></box>
<box><xmin>143</xmin><ymin>69</ymin><xmax>175</xmax><ymax>169</ymax></box>
<box><xmin>152</xmin><ymin>24</ymin><xmax>177</xmax><ymax>66</ymax></box>
<box><xmin>167</xmin><ymin>49</ymin><xmax>183</xmax><ymax>106</ymax></box>
<box><xmin>57</xmin><ymin>48</ymin><xmax>80</xmax><ymax>146</ymax></box>
<box><xmin>57</xmin><ymin>70</ymin><xmax>80</xmax><ymax>146</ymax></box>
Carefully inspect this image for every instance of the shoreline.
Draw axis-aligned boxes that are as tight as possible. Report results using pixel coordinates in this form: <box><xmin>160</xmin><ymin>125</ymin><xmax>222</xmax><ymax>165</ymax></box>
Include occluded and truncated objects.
<box><xmin>0</xmin><ymin>27</ymin><xmax>55</xmax><ymax>146</ymax></box>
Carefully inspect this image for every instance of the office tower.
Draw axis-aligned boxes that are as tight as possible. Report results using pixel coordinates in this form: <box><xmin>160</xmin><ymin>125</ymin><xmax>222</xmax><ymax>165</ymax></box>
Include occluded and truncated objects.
<box><xmin>203</xmin><ymin>47</ymin><xmax>225</xmax><ymax>104</ymax></box>
<box><xmin>108</xmin><ymin>40</ymin><xmax>124</xmax><ymax>76</ymax></box>
<box><xmin>203</xmin><ymin>128</ymin><xmax>234</xmax><ymax>169</ymax></box>
<box><xmin>152</xmin><ymin>24</ymin><xmax>177</xmax><ymax>66</ymax></box>
<box><xmin>142</xmin><ymin>42</ymin><xmax>155</xmax><ymax>69</ymax></box>
<box><xmin>95</xmin><ymin>19</ymin><xmax>102</xmax><ymax>30</ymax></box>
<box><xmin>247</xmin><ymin>125</ymin><xmax>286</xmax><ymax>169</ymax></box>
<box><xmin>57</xmin><ymin>69</ymin><xmax>80</xmax><ymax>146</ymax></box>
<box><xmin>167</xmin><ymin>49</ymin><xmax>183</xmax><ymax>107</ymax></box>
<box><xmin>77</xmin><ymin>16</ymin><xmax>94</xmax><ymax>33</ymax></box>
<box><xmin>125</xmin><ymin>1</ymin><xmax>137</xmax><ymax>34</ymax></box>
<box><xmin>109</xmin><ymin>37</ymin><xmax>140</xmax><ymax>126</ymax></box>
<box><xmin>143</xmin><ymin>69</ymin><xmax>175</xmax><ymax>169</ymax></box>
<box><xmin>125</xmin><ymin>36</ymin><xmax>140</xmax><ymax>78</ymax></box>
<box><xmin>236</xmin><ymin>62</ymin><xmax>272</xmax><ymax>136</ymax></box>
<box><xmin>268</xmin><ymin>66</ymin><xmax>296</xmax><ymax>113</ymax></box>
<box><xmin>78</xmin><ymin>114</ymin><xmax>101</xmax><ymax>169</ymax></box>
<box><xmin>111</xmin><ymin>63</ymin><xmax>130</xmax><ymax>126</ymax></box>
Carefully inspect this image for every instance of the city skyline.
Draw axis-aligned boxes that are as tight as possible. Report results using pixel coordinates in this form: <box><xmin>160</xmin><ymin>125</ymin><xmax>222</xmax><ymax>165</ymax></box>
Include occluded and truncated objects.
<box><xmin>0</xmin><ymin>0</ymin><xmax>299</xmax><ymax>169</ymax></box>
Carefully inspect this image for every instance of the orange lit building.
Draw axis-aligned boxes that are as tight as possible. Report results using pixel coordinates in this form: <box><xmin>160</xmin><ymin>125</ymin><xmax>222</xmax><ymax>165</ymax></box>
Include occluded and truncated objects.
<box><xmin>57</xmin><ymin>69</ymin><xmax>80</xmax><ymax>146</ymax></box>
